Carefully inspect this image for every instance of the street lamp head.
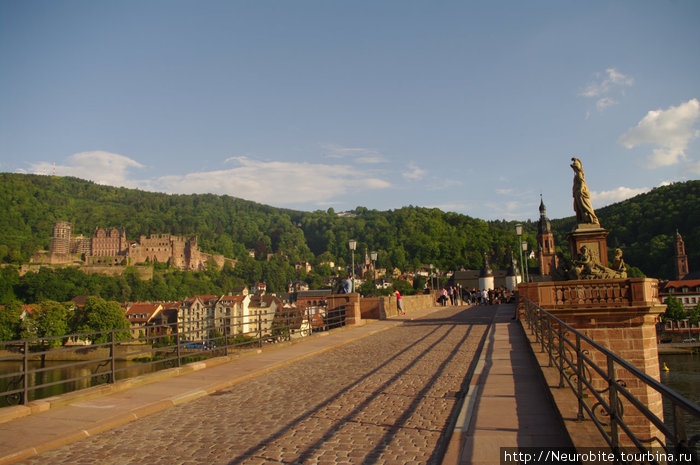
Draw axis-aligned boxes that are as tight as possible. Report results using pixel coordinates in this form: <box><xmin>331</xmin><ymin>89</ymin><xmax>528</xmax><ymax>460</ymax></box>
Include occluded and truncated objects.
<box><xmin>515</xmin><ymin>224</ymin><xmax>523</xmax><ymax>236</ymax></box>
<box><xmin>348</xmin><ymin>239</ymin><xmax>357</xmax><ymax>251</ymax></box>
<box><xmin>522</xmin><ymin>240</ymin><xmax>528</xmax><ymax>251</ymax></box>
<box><xmin>370</xmin><ymin>251</ymin><xmax>377</xmax><ymax>261</ymax></box>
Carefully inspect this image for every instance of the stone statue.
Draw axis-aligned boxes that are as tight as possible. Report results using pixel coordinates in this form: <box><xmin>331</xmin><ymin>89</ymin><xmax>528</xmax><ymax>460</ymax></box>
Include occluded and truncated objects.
<box><xmin>552</xmin><ymin>248</ymin><xmax>629</xmax><ymax>281</ymax></box>
<box><xmin>481</xmin><ymin>251</ymin><xmax>493</xmax><ymax>276</ymax></box>
<box><xmin>569</xmin><ymin>245</ymin><xmax>627</xmax><ymax>280</ymax></box>
<box><xmin>570</xmin><ymin>157</ymin><xmax>599</xmax><ymax>225</ymax></box>
<box><xmin>610</xmin><ymin>248</ymin><xmax>627</xmax><ymax>278</ymax></box>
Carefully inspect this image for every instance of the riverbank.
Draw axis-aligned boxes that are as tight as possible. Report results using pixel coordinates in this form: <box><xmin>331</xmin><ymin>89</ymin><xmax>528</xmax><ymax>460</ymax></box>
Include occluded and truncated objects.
<box><xmin>0</xmin><ymin>344</ymin><xmax>153</xmax><ymax>362</ymax></box>
<box><xmin>658</xmin><ymin>342</ymin><xmax>700</xmax><ymax>354</ymax></box>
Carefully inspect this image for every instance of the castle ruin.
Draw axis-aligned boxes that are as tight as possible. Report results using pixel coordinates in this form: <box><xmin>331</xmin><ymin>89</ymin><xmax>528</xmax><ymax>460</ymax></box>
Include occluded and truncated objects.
<box><xmin>43</xmin><ymin>222</ymin><xmax>232</xmax><ymax>271</ymax></box>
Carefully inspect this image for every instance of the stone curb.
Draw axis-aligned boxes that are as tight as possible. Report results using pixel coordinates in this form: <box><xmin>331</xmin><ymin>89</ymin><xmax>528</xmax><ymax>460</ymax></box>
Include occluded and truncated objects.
<box><xmin>440</xmin><ymin>308</ymin><xmax>494</xmax><ymax>465</ymax></box>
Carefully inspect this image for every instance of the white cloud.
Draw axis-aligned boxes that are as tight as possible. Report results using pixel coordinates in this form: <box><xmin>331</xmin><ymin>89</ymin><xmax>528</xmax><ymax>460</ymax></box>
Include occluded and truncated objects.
<box><xmin>581</xmin><ymin>68</ymin><xmax>634</xmax><ymax>98</ymax></box>
<box><xmin>30</xmin><ymin>151</ymin><xmax>145</xmax><ymax>188</ymax></box>
<box><xmin>321</xmin><ymin>144</ymin><xmax>386</xmax><ymax>164</ymax></box>
<box><xmin>402</xmin><ymin>162</ymin><xmax>426</xmax><ymax>181</ymax></box>
<box><xmin>157</xmin><ymin>156</ymin><xmax>391</xmax><ymax>206</ymax></box>
<box><xmin>591</xmin><ymin>186</ymin><xmax>650</xmax><ymax>207</ymax></box>
<box><xmin>618</xmin><ymin>98</ymin><xmax>700</xmax><ymax>168</ymax></box>
<box><xmin>596</xmin><ymin>97</ymin><xmax>617</xmax><ymax>111</ymax></box>
<box><xmin>580</xmin><ymin>68</ymin><xmax>634</xmax><ymax>113</ymax></box>
<box><xmin>30</xmin><ymin>151</ymin><xmax>393</xmax><ymax>209</ymax></box>
<box><xmin>496</xmin><ymin>188</ymin><xmax>513</xmax><ymax>195</ymax></box>
<box><xmin>688</xmin><ymin>161</ymin><xmax>700</xmax><ymax>174</ymax></box>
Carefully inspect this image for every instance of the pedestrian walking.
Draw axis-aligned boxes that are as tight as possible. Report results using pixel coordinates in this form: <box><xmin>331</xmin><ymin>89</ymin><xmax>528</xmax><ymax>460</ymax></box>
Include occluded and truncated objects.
<box><xmin>395</xmin><ymin>289</ymin><xmax>405</xmax><ymax>315</ymax></box>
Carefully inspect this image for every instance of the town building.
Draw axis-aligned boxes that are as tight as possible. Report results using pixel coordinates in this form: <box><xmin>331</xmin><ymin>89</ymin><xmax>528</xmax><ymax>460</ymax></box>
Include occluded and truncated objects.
<box><xmin>247</xmin><ymin>294</ymin><xmax>284</xmax><ymax>337</ymax></box>
<box><xmin>178</xmin><ymin>295</ymin><xmax>219</xmax><ymax>342</ymax></box>
<box><xmin>124</xmin><ymin>302</ymin><xmax>163</xmax><ymax>339</ymax></box>
<box><xmin>214</xmin><ymin>294</ymin><xmax>250</xmax><ymax>338</ymax></box>
<box><xmin>660</xmin><ymin>280</ymin><xmax>700</xmax><ymax>310</ymax></box>
<box><xmin>295</xmin><ymin>261</ymin><xmax>312</xmax><ymax>273</ymax></box>
<box><xmin>148</xmin><ymin>302</ymin><xmax>180</xmax><ymax>338</ymax></box>
<box><xmin>288</xmin><ymin>281</ymin><xmax>310</xmax><ymax>292</ymax></box>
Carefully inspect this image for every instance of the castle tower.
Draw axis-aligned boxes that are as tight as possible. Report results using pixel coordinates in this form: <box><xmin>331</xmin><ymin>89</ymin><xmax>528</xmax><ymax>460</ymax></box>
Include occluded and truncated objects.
<box><xmin>50</xmin><ymin>221</ymin><xmax>72</xmax><ymax>255</ymax></box>
<box><xmin>536</xmin><ymin>195</ymin><xmax>557</xmax><ymax>276</ymax></box>
<box><xmin>675</xmin><ymin>230</ymin><xmax>689</xmax><ymax>280</ymax></box>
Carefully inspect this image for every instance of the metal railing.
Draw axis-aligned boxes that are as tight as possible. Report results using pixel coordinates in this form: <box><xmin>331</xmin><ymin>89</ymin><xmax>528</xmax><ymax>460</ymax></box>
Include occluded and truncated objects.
<box><xmin>0</xmin><ymin>304</ymin><xmax>348</xmax><ymax>407</ymax></box>
<box><xmin>521</xmin><ymin>297</ymin><xmax>699</xmax><ymax>464</ymax></box>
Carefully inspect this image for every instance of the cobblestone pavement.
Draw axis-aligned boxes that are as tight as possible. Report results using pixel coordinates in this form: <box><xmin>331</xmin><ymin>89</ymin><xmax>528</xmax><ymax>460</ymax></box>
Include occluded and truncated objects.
<box><xmin>16</xmin><ymin>305</ymin><xmax>496</xmax><ymax>465</ymax></box>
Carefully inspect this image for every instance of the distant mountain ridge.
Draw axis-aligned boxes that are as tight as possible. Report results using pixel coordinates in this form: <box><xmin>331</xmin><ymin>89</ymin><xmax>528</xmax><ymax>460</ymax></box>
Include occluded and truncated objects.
<box><xmin>0</xmin><ymin>173</ymin><xmax>697</xmax><ymax>279</ymax></box>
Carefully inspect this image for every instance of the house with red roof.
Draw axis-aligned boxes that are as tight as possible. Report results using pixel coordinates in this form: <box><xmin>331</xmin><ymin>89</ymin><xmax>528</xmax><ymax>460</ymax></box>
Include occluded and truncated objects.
<box><xmin>124</xmin><ymin>302</ymin><xmax>164</xmax><ymax>339</ymax></box>
<box><xmin>660</xmin><ymin>279</ymin><xmax>700</xmax><ymax>311</ymax></box>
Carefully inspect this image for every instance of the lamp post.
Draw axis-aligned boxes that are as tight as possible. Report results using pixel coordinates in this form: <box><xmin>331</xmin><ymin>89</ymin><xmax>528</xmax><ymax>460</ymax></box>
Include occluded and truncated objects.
<box><xmin>430</xmin><ymin>264</ymin><xmax>434</xmax><ymax>290</ymax></box>
<box><xmin>515</xmin><ymin>224</ymin><xmax>525</xmax><ymax>285</ymax></box>
<box><xmin>348</xmin><ymin>239</ymin><xmax>357</xmax><ymax>293</ymax></box>
<box><xmin>522</xmin><ymin>240</ymin><xmax>529</xmax><ymax>283</ymax></box>
<box><xmin>370</xmin><ymin>250</ymin><xmax>377</xmax><ymax>283</ymax></box>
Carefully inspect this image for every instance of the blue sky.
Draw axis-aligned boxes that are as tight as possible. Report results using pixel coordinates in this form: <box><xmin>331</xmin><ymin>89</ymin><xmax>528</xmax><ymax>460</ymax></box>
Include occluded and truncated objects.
<box><xmin>1</xmin><ymin>1</ymin><xmax>699</xmax><ymax>221</ymax></box>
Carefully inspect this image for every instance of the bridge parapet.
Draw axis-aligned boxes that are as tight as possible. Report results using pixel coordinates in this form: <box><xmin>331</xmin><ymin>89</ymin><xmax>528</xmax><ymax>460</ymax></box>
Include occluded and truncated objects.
<box><xmin>519</xmin><ymin>278</ymin><xmax>659</xmax><ymax>310</ymax></box>
<box><xmin>519</xmin><ymin>278</ymin><xmax>668</xmax><ymax>448</ymax></box>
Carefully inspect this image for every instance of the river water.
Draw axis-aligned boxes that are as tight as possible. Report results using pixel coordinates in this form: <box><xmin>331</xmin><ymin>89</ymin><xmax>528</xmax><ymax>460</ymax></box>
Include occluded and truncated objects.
<box><xmin>658</xmin><ymin>352</ymin><xmax>700</xmax><ymax>441</ymax></box>
<box><xmin>0</xmin><ymin>359</ymin><xmax>160</xmax><ymax>405</ymax></box>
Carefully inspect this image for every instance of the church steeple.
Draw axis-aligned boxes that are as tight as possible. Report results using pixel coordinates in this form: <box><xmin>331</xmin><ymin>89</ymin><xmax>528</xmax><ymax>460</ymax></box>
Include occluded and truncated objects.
<box><xmin>675</xmin><ymin>230</ymin><xmax>689</xmax><ymax>280</ymax></box>
<box><xmin>539</xmin><ymin>194</ymin><xmax>546</xmax><ymax>215</ymax></box>
<box><xmin>537</xmin><ymin>194</ymin><xmax>552</xmax><ymax>235</ymax></box>
<box><xmin>536</xmin><ymin>195</ymin><xmax>557</xmax><ymax>276</ymax></box>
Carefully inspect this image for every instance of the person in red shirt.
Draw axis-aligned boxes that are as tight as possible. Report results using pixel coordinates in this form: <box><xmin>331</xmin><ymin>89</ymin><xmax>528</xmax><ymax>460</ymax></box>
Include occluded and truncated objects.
<box><xmin>395</xmin><ymin>289</ymin><xmax>405</xmax><ymax>315</ymax></box>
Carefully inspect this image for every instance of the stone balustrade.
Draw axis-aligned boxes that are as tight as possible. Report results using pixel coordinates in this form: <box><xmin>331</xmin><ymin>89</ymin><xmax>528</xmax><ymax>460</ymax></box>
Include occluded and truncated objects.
<box><xmin>519</xmin><ymin>278</ymin><xmax>659</xmax><ymax>311</ymax></box>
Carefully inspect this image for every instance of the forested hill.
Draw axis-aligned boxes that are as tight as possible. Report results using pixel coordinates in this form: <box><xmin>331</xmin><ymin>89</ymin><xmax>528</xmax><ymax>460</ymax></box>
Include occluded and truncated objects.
<box><xmin>0</xmin><ymin>173</ymin><xmax>698</xmax><ymax>279</ymax></box>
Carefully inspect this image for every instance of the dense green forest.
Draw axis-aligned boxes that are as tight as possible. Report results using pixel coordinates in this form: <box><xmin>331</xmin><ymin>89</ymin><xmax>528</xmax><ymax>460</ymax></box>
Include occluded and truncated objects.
<box><xmin>0</xmin><ymin>173</ymin><xmax>698</xmax><ymax>295</ymax></box>
<box><xmin>0</xmin><ymin>173</ymin><xmax>528</xmax><ymax>271</ymax></box>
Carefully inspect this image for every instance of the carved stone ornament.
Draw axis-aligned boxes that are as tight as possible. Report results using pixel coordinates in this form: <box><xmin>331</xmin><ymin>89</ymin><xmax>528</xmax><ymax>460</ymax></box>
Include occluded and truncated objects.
<box><xmin>553</xmin><ymin>247</ymin><xmax>628</xmax><ymax>281</ymax></box>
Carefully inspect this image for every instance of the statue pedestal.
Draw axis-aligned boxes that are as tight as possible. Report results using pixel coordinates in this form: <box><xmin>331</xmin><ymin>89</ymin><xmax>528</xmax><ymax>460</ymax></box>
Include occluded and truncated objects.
<box><xmin>568</xmin><ymin>224</ymin><xmax>610</xmax><ymax>267</ymax></box>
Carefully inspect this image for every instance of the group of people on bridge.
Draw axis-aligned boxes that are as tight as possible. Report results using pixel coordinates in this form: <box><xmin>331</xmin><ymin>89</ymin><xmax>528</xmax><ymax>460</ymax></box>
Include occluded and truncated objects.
<box><xmin>434</xmin><ymin>286</ymin><xmax>514</xmax><ymax>306</ymax></box>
